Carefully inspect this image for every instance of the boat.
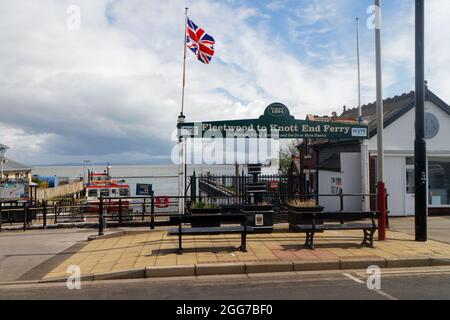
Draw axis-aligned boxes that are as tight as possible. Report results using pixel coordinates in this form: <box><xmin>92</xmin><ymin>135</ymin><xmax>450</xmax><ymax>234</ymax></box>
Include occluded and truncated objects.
<box><xmin>84</xmin><ymin>165</ymin><xmax>131</xmax><ymax>213</ymax></box>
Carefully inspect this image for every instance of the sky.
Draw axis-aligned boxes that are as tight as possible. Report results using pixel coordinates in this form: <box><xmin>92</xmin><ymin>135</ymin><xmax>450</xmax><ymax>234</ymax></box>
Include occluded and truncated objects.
<box><xmin>0</xmin><ymin>0</ymin><xmax>449</xmax><ymax>165</ymax></box>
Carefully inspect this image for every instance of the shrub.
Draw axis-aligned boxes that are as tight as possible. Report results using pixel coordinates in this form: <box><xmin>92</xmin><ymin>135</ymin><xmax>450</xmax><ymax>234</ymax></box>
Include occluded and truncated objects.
<box><xmin>288</xmin><ymin>199</ymin><xmax>318</xmax><ymax>208</ymax></box>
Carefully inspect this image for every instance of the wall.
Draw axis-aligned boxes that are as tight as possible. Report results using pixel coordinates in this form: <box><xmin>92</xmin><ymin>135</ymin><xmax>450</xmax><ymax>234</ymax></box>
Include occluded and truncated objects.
<box><xmin>341</xmin><ymin>152</ymin><xmax>363</xmax><ymax>211</ymax></box>
<box><xmin>318</xmin><ymin>153</ymin><xmax>363</xmax><ymax>212</ymax></box>
<box><xmin>35</xmin><ymin>181</ymin><xmax>84</xmax><ymax>201</ymax></box>
<box><xmin>318</xmin><ymin>170</ymin><xmax>341</xmax><ymax>211</ymax></box>
<box><xmin>384</xmin><ymin>156</ymin><xmax>406</xmax><ymax>216</ymax></box>
<box><xmin>369</xmin><ymin>101</ymin><xmax>450</xmax><ymax>154</ymax></box>
<box><xmin>368</xmin><ymin>100</ymin><xmax>450</xmax><ymax>215</ymax></box>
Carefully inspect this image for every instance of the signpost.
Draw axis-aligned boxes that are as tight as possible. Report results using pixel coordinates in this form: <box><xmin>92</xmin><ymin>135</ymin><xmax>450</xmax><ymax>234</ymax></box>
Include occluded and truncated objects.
<box><xmin>178</xmin><ymin>103</ymin><xmax>369</xmax><ymax>140</ymax></box>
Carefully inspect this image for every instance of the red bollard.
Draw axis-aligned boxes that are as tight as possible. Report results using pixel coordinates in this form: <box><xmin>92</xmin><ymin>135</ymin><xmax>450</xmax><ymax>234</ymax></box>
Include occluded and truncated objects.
<box><xmin>377</xmin><ymin>181</ymin><xmax>387</xmax><ymax>241</ymax></box>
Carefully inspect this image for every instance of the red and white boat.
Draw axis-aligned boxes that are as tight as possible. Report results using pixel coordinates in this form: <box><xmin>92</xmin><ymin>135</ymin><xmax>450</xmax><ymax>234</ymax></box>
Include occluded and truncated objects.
<box><xmin>85</xmin><ymin>166</ymin><xmax>130</xmax><ymax>212</ymax></box>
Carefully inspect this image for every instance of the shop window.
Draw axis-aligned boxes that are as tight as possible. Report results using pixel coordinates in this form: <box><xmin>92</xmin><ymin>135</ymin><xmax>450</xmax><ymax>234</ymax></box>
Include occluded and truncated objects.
<box><xmin>428</xmin><ymin>158</ymin><xmax>450</xmax><ymax>206</ymax></box>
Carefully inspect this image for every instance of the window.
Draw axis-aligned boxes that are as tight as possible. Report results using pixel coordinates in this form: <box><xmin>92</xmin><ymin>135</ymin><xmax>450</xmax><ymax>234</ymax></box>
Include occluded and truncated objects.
<box><xmin>119</xmin><ymin>188</ymin><xmax>130</xmax><ymax>197</ymax></box>
<box><xmin>88</xmin><ymin>189</ymin><xmax>98</xmax><ymax>197</ymax></box>
<box><xmin>305</xmin><ymin>139</ymin><xmax>313</xmax><ymax>158</ymax></box>
<box><xmin>428</xmin><ymin>157</ymin><xmax>450</xmax><ymax>206</ymax></box>
<box><xmin>331</xmin><ymin>177</ymin><xmax>342</xmax><ymax>194</ymax></box>
<box><xmin>100</xmin><ymin>189</ymin><xmax>110</xmax><ymax>197</ymax></box>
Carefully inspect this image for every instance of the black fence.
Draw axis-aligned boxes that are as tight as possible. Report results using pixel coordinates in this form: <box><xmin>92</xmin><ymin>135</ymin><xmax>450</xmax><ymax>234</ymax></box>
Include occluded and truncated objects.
<box><xmin>189</xmin><ymin>173</ymin><xmax>384</xmax><ymax>208</ymax></box>
<box><xmin>0</xmin><ymin>171</ymin><xmax>389</xmax><ymax>232</ymax></box>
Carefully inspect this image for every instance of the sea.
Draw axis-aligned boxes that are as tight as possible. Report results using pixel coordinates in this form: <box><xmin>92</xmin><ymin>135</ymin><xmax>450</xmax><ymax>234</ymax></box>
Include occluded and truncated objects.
<box><xmin>32</xmin><ymin>164</ymin><xmax>241</xmax><ymax>197</ymax></box>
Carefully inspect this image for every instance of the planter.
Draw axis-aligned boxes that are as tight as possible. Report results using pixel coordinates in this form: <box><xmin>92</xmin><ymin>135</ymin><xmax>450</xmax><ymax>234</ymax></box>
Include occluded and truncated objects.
<box><xmin>240</xmin><ymin>204</ymin><xmax>274</xmax><ymax>233</ymax></box>
<box><xmin>190</xmin><ymin>208</ymin><xmax>221</xmax><ymax>227</ymax></box>
<box><xmin>288</xmin><ymin>205</ymin><xmax>324</xmax><ymax>230</ymax></box>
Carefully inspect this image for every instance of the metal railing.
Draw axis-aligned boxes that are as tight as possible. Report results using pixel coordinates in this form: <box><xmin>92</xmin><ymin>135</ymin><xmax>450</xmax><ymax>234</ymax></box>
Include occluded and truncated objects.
<box><xmin>0</xmin><ymin>189</ymin><xmax>389</xmax><ymax>233</ymax></box>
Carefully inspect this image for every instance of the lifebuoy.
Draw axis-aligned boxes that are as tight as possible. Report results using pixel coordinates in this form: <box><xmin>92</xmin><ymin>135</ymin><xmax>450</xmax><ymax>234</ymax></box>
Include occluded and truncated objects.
<box><xmin>155</xmin><ymin>196</ymin><xmax>170</xmax><ymax>208</ymax></box>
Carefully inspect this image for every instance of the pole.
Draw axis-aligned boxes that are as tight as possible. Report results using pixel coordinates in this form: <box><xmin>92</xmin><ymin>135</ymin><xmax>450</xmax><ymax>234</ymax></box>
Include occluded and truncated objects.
<box><xmin>150</xmin><ymin>192</ymin><xmax>155</xmax><ymax>230</ymax></box>
<box><xmin>178</xmin><ymin>8</ymin><xmax>188</xmax><ymax>215</ymax></box>
<box><xmin>181</xmin><ymin>7</ymin><xmax>188</xmax><ymax>116</ymax></box>
<box><xmin>356</xmin><ymin>17</ymin><xmax>370</xmax><ymax>211</ymax></box>
<box><xmin>356</xmin><ymin>17</ymin><xmax>362</xmax><ymax>123</ymax></box>
<box><xmin>43</xmin><ymin>200</ymin><xmax>47</xmax><ymax>228</ymax></box>
<box><xmin>415</xmin><ymin>0</ymin><xmax>427</xmax><ymax>242</ymax></box>
<box><xmin>98</xmin><ymin>197</ymin><xmax>104</xmax><ymax>236</ymax></box>
<box><xmin>375</xmin><ymin>0</ymin><xmax>386</xmax><ymax>240</ymax></box>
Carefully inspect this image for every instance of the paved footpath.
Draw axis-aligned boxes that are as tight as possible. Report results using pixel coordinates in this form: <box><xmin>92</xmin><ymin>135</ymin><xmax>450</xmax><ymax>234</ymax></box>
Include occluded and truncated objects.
<box><xmin>0</xmin><ymin>228</ymin><xmax>122</xmax><ymax>282</ymax></box>
<box><xmin>389</xmin><ymin>216</ymin><xmax>450</xmax><ymax>244</ymax></box>
<box><xmin>42</xmin><ymin>224</ymin><xmax>450</xmax><ymax>280</ymax></box>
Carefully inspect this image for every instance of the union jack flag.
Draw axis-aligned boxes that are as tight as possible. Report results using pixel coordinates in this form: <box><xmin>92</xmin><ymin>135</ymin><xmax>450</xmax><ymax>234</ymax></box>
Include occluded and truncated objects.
<box><xmin>186</xmin><ymin>17</ymin><xmax>215</xmax><ymax>64</ymax></box>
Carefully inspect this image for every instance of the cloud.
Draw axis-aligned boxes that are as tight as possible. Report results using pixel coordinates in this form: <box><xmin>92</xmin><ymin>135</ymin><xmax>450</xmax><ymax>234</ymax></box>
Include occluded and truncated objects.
<box><xmin>266</xmin><ymin>0</ymin><xmax>288</xmax><ymax>11</ymax></box>
<box><xmin>0</xmin><ymin>0</ymin><xmax>448</xmax><ymax>166</ymax></box>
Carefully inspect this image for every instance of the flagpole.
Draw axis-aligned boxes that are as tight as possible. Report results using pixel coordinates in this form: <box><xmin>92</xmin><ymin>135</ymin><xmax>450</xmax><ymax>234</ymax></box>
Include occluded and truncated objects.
<box><xmin>181</xmin><ymin>7</ymin><xmax>188</xmax><ymax>116</ymax></box>
<box><xmin>178</xmin><ymin>8</ymin><xmax>188</xmax><ymax>215</ymax></box>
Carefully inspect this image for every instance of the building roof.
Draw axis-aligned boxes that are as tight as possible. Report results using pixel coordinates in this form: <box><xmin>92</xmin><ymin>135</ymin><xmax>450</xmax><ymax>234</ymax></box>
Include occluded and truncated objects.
<box><xmin>340</xmin><ymin>87</ymin><xmax>450</xmax><ymax>138</ymax></box>
<box><xmin>1</xmin><ymin>158</ymin><xmax>31</xmax><ymax>172</ymax></box>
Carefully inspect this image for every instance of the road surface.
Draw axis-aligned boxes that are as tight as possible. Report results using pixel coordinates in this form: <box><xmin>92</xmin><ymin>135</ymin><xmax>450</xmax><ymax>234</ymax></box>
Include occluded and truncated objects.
<box><xmin>1</xmin><ymin>267</ymin><xmax>449</xmax><ymax>300</ymax></box>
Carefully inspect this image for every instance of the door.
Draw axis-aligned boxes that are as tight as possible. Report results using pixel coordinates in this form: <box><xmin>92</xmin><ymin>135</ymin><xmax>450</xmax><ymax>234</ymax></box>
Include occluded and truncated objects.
<box><xmin>405</xmin><ymin>157</ymin><xmax>415</xmax><ymax>216</ymax></box>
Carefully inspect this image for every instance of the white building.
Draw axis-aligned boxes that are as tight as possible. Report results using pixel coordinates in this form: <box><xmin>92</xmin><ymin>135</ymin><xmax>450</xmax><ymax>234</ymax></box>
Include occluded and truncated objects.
<box><xmin>315</xmin><ymin>88</ymin><xmax>450</xmax><ymax>216</ymax></box>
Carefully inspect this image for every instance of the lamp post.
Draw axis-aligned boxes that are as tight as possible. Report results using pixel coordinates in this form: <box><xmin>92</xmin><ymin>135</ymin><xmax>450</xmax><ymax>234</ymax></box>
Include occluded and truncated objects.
<box><xmin>415</xmin><ymin>0</ymin><xmax>427</xmax><ymax>242</ymax></box>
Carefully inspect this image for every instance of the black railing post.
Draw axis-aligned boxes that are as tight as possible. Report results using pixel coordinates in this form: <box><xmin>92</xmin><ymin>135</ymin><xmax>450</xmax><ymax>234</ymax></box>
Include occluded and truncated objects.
<box><xmin>118</xmin><ymin>199</ymin><xmax>122</xmax><ymax>224</ymax></box>
<box><xmin>339</xmin><ymin>190</ymin><xmax>344</xmax><ymax>212</ymax></box>
<box><xmin>150</xmin><ymin>193</ymin><xmax>155</xmax><ymax>230</ymax></box>
<box><xmin>142</xmin><ymin>198</ymin><xmax>146</xmax><ymax>221</ymax></box>
<box><xmin>23</xmin><ymin>202</ymin><xmax>28</xmax><ymax>231</ymax></box>
<box><xmin>54</xmin><ymin>204</ymin><xmax>58</xmax><ymax>224</ymax></box>
<box><xmin>43</xmin><ymin>200</ymin><xmax>47</xmax><ymax>228</ymax></box>
<box><xmin>0</xmin><ymin>201</ymin><xmax>2</xmax><ymax>232</ymax></box>
<box><xmin>191</xmin><ymin>171</ymin><xmax>196</xmax><ymax>204</ymax></box>
<box><xmin>98</xmin><ymin>197</ymin><xmax>104</xmax><ymax>236</ymax></box>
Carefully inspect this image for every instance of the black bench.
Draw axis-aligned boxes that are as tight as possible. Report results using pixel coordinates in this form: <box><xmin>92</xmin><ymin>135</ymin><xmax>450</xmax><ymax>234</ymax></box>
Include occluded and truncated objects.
<box><xmin>169</xmin><ymin>214</ymin><xmax>252</xmax><ymax>254</ymax></box>
<box><xmin>289</xmin><ymin>211</ymin><xmax>378</xmax><ymax>250</ymax></box>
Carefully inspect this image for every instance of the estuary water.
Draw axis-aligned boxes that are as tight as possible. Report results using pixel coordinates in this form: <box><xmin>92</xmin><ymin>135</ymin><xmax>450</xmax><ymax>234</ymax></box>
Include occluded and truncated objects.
<box><xmin>32</xmin><ymin>164</ymin><xmax>238</xmax><ymax>196</ymax></box>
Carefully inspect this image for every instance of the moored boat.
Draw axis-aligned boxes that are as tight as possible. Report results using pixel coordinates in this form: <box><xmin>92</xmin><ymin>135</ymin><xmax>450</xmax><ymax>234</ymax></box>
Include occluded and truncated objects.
<box><xmin>84</xmin><ymin>165</ymin><xmax>131</xmax><ymax>213</ymax></box>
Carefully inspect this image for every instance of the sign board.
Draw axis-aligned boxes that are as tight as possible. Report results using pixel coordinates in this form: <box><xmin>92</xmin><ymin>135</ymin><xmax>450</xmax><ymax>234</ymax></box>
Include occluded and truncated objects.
<box><xmin>178</xmin><ymin>103</ymin><xmax>369</xmax><ymax>140</ymax></box>
<box><xmin>0</xmin><ymin>183</ymin><xmax>26</xmax><ymax>200</ymax></box>
<box><xmin>255</xmin><ymin>214</ymin><xmax>264</xmax><ymax>226</ymax></box>
<box><xmin>136</xmin><ymin>184</ymin><xmax>153</xmax><ymax>196</ymax></box>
